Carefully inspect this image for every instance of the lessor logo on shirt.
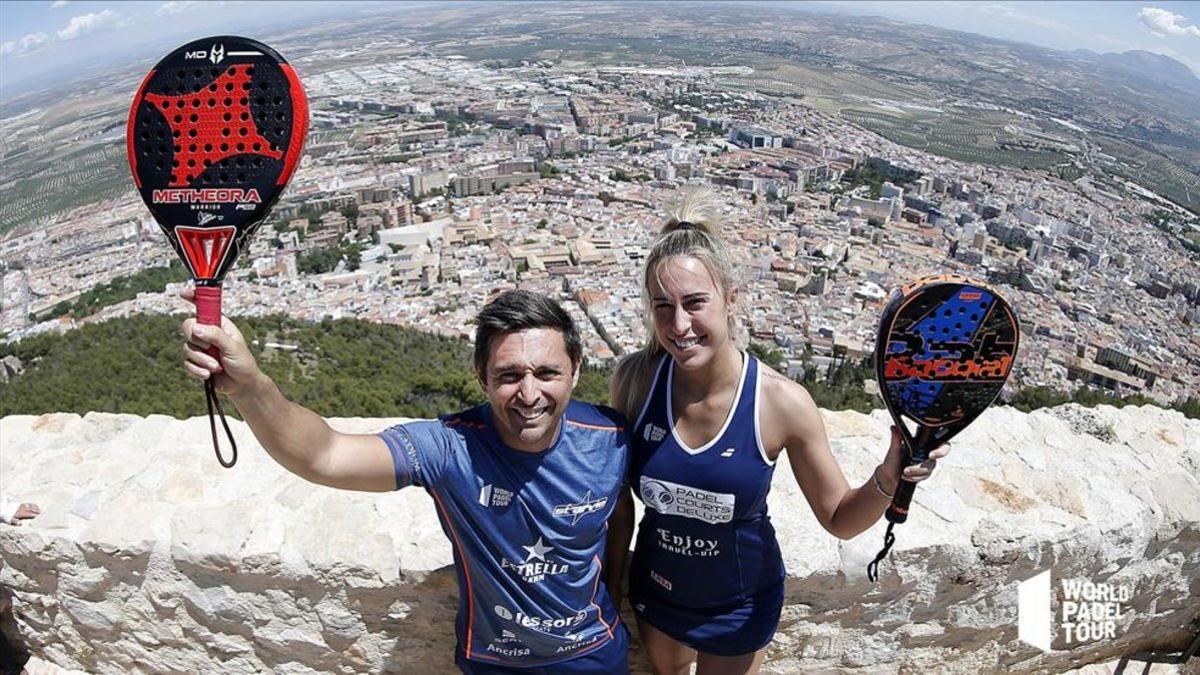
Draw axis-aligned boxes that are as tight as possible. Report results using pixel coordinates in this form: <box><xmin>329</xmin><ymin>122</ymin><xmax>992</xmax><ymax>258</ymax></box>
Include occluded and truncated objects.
<box><xmin>493</xmin><ymin>604</ymin><xmax>589</xmax><ymax>632</ymax></box>
<box><xmin>640</xmin><ymin>476</ymin><xmax>735</xmax><ymax>524</ymax></box>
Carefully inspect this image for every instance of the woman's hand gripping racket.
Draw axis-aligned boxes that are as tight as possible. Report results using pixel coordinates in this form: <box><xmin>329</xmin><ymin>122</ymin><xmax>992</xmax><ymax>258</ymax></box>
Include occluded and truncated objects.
<box><xmin>127</xmin><ymin>36</ymin><xmax>308</xmax><ymax>467</ymax></box>
<box><xmin>866</xmin><ymin>275</ymin><xmax>1019</xmax><ymax>581</ymax></box>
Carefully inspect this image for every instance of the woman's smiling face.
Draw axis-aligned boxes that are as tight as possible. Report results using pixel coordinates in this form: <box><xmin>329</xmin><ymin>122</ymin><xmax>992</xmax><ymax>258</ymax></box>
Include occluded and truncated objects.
<box><xmin>647</xmin><ymin>255</ymin><xmax>734</xmax><ymax>370</ymax></box>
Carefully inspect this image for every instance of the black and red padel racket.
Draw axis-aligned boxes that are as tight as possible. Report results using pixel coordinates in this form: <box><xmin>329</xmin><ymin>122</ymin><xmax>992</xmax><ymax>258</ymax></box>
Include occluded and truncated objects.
<box><xmin>866</xmin><ymin>274</ymin><xmax>1019</xmax><ymax>581</ymax></box>
<box><xmin>127</xmin><ymin>36</ymin><xmax>308</xmax><ymax>467</ymax></box>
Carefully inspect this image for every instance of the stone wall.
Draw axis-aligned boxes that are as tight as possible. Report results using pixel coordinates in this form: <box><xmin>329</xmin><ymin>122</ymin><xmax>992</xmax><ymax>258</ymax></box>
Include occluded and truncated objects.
<box><xmin>1</xmin><ymin>404</ymin><xmax>1197</xmax><ymax>673</ymax></box>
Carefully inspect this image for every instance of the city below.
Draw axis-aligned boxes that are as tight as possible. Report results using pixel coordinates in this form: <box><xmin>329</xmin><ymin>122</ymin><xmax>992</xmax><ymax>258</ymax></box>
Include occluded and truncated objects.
<box><xmin>1</xmin><ymin>8</ymin><xmax>1198</xmax><ymax>409</ymax></box>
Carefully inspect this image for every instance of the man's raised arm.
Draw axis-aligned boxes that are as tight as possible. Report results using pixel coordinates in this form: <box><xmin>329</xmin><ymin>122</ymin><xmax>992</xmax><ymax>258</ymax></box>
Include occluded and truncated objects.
<box><xmin>180</xmin><ymin>288</ymin><xmax>396</xmax><ymax>492</ymax></box>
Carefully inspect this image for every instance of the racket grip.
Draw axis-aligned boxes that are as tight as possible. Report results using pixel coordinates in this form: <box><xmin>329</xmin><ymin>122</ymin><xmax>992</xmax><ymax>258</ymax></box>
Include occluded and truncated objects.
<box><xmin>885</xmin><ymin>479</ymin><xmax>917</xmax><ymax>524</ymax></box>
<box><xmin>194</xmin><ymin>285</ymin><xmax>222</xmax><ymax>362</ymax></box>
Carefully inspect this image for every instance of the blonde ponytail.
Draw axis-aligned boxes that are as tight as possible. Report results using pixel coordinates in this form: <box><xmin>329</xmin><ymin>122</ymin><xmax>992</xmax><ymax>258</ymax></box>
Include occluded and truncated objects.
<box><xmin>610</xmin><ymin>187</ymin><xmax>743</xmax><ymax>421</ymax></box>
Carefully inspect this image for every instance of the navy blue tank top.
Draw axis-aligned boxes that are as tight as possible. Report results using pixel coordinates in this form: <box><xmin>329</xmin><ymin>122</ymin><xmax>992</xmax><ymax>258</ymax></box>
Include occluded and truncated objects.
<box><xmin>630</xmin><ymin>353</ymin><xmax>785</xmax><ymax>609</ymax></box>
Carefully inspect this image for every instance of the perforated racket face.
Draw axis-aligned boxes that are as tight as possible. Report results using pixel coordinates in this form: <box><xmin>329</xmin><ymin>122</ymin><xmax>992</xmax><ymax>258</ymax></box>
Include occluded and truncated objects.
<box><xmin>127</xmin><ymin>36</ymin><xmax>307</xmax><ymax>283</ymax></box>
<box><xmin>876</xmin><ymin>275</ymin><xmax>1019</xmax><ymax>457</ymax></box>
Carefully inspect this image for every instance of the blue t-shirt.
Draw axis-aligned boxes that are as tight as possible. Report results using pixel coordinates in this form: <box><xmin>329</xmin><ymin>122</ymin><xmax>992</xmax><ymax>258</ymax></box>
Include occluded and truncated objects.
<box><xmin>380</xmin><ymin>400</ymin><xmax>629</xmax><ymax>668</ymax></box>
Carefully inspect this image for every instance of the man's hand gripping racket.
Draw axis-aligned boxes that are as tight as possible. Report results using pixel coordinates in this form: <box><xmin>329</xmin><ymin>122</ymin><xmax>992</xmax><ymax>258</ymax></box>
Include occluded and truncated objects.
<box><xmin>127</xmin><ymin>36</ymin><xmax>308</xmax><ymax>467</ymax></box>
<box><xmin>867</xmin><ymin>275</ymin><xmax>1019</xmax><ymax>581</ymax></box>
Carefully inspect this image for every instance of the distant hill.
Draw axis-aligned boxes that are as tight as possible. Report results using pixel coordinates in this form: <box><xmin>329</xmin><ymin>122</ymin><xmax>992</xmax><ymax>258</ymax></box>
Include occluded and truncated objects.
<box><xmin>408</xmin><ymin>3</ymin><xmax>1200</xmax><ymax>163</ymax></box>
<box><xmin>1089</xmin><ymin>50</ymin><xmax>1200</xmax><ymax>97</ymax></box>
<box><xmin>404</xmin><ymin>2</ymin><xmax>1200</xmax><ymax>207</ymax></box>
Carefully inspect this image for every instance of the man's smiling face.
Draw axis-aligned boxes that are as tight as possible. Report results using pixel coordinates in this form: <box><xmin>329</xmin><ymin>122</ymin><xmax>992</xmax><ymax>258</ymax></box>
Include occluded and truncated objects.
<box><xmin>478</xmin><ymin>328</ymin><xmax>580</xmax><ymax>453</ymax></box>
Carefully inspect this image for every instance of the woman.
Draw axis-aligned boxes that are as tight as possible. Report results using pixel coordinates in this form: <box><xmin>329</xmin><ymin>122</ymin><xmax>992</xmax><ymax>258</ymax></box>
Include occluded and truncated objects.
<box><xmin>606</xmin><ymin>188</ymin><xmax>947</xmax><ymax>675</ymax></box>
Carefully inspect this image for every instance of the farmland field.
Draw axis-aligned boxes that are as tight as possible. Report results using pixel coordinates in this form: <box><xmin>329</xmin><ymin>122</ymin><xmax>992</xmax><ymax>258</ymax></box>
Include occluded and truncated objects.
<box><xmin>839</xmin><ymin>107</ymin><xmax>1069</xmax><ymax>172</ymax></box>
<box><xmin>309</xmin><ymin>128</ymin><xmax>356</xmax><ymax>146</ymax></box>
<box><xmin>1092</xmin><ymin>134</ymin><xmax>1200</xmax><ymax>212</ymax></box>
<box><xmin>0</xmin><ymin>140</ymin><xmax>131</xmax><ymax>235</ymax></box>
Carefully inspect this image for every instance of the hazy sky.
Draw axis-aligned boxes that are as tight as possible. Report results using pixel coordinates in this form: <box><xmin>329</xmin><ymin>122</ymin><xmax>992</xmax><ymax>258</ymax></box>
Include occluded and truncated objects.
<box><xmin>807</xmin><ymin>1</ymin><xmax>1200</xmax><ymax>72</ymax></box>
<box><xmin>2</xmin><ymin>0</ymin><xmax>1199</xmax><ymax>99</ymax></box>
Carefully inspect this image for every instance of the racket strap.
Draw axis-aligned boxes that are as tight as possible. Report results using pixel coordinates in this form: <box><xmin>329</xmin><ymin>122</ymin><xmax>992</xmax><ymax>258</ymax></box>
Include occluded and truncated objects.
<box><xmin>866</xmin><ymin>522</ymin><xmax>896</xmax><ymax>582</ymax></box>
<box><xmin>205</xmin><ymin>378</ymin><xmax>238</xmax><ymax>468</ymax></box>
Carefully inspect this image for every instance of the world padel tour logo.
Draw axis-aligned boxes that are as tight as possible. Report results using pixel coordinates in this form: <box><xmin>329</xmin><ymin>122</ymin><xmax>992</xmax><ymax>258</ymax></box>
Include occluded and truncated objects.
<box><xmin>643</xmin><ymin>423</ymin><xmax>667</xmax><ymax>443</ymax></box>
<box><xmin>1018</xmin><ymin>569</ymin><xmax>1133</xmax><ymax>652</ymax></box>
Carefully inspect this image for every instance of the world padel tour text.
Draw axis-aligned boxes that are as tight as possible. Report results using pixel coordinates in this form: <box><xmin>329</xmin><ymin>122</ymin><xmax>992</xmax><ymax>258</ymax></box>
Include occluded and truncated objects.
<box><xmin>1061</xmin><ymin>579</ymin><xmax>1131</xmax><ymax>644</ymax></box>
<box><xmin>151</xmin><ymin>188</ymin><xmax>262</xmax><ymax>204</ymax></box>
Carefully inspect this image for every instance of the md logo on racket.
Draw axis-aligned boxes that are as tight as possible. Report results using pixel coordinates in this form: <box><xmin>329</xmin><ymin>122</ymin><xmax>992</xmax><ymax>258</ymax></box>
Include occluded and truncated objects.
<box><xmin>185</xmin><ymin>43</ymin><xmax>225</xmax><ymax>64</ymax></box>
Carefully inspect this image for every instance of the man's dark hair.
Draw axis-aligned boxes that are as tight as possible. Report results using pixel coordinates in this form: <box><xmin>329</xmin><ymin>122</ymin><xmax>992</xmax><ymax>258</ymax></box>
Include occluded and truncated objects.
<box><xmin>473</xmin><ymin>290</ymin><xmax>583</xmax><ymax>377</ymax></box>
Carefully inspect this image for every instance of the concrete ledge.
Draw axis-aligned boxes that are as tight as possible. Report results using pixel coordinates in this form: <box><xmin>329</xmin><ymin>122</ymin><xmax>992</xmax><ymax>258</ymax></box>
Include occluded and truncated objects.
<box><xmin>1</xmin><ymin>404</ymin><xmax>1197</xmax><ymax>673</ymax></box>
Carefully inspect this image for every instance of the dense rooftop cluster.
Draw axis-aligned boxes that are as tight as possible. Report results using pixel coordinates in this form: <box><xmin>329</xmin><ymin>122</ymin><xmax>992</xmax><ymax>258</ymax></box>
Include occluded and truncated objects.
<box><xmin>2</xmin><ymin>49</ymin><xmax>1196</xmax><ymax>406</ymax></box>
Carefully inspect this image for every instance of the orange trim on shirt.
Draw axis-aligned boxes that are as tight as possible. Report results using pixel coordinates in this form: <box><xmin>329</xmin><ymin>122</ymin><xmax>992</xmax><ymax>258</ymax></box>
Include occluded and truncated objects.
<box><xmin>429</xmin><ymin>487</ymin><xmax>476</xmax><ymax>659</ymax></box>
<box><xmin>589</xmin><ymin>554</ymin><xmax>616</xmax><ymax>640</ymax></box>
<box><xmin>566</xmin><ymin>420</ymin><xmax>624</xmax><ymax>432</ymax></box>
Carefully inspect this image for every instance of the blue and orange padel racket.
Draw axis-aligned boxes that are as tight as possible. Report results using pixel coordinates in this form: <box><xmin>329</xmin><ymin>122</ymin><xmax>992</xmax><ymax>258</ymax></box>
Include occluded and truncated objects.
<box><xmin>127</xmin><ymin>36</ymin><xmax>308</xmax><ymax>467</ymax></box>
<box><xmin>867</xmin><ymin>274</ymin><xmax>1019</xmax><ymax>581</ymax></box>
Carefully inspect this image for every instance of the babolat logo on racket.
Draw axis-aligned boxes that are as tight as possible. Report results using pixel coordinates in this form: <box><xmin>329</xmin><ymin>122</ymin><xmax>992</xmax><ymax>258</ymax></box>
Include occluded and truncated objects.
<box><xmin>883</xmin><ymin>354</ymin><xmax>1014</xmax><ymax>381</ymax></box>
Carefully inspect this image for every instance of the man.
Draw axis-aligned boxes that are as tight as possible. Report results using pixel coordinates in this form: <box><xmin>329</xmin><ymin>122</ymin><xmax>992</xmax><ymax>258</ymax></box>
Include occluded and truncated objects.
<box><xmin>181</xmin><ymin>289</ymin><xmax>630</xmax><ymax>674</ymax></box>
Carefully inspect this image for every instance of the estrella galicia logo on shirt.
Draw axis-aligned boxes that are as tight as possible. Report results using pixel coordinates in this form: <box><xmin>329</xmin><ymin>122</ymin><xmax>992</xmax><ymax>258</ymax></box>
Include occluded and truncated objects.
<box><xmin>553</xmin><ymin>490</ymin><xmax>608</xmax><ymax>525</ymax></box>
<box><xmin>501</xmin><ymin>536</ymin><xmax>569</xmax><ymax>583</ymax></box>
<box><xmin>640</xmin><ymin>476</ymin><xmax>735</xmax><ymax>524</ymax></box>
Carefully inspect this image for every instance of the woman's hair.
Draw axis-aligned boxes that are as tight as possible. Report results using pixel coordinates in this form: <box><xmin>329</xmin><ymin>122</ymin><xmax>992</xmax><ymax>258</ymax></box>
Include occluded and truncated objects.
<box><xmin>611</xmin><ymin>187</ymin><xmax>742</xmax><ymax>420</ymax></box>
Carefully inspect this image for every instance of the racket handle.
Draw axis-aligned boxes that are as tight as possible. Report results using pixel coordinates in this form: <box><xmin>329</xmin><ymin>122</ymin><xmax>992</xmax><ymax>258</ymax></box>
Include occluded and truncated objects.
<box><xmin>194</xmin><ymin>285</ymin><xmax>222</xmax><ymax>361</ymax></box>
<box><xmin>885</xmin><ymin>478</ymin><xmax>917</xmax><ymax>524</ymax></box>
